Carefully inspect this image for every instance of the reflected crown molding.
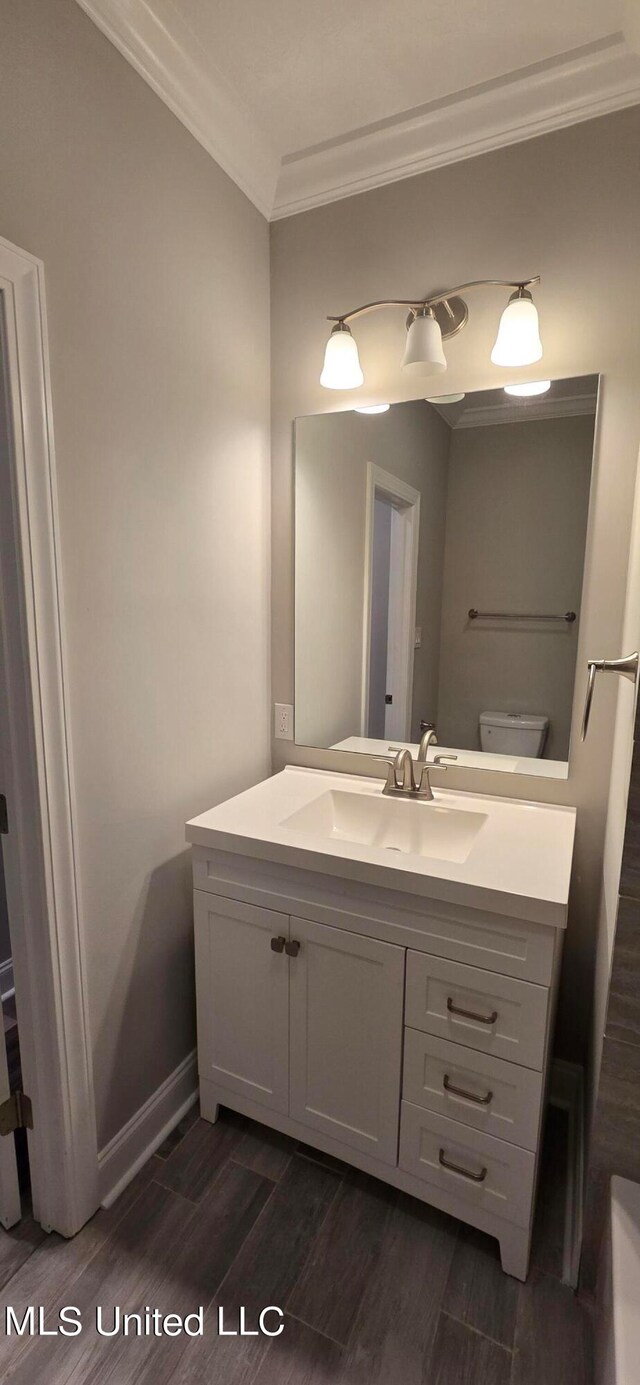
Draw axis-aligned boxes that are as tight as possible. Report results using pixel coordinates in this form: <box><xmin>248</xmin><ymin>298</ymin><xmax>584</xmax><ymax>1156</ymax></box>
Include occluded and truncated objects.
<box><xmin>74</xmin><ymin>6</ymin><xmax>640</xmax><ymax>221</ymax></box>
<box><xmin>436</xmin><ymin>391</ymin><xmax>599</xmax><ymax>429</ymax></box>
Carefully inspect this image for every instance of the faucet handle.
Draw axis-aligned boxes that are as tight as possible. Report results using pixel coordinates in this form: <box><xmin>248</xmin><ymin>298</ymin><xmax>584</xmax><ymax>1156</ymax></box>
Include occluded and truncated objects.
<box><xmin>433</xmin><ymin>753</ymin><xmax>458</xmax><ymax>767</ymax></box>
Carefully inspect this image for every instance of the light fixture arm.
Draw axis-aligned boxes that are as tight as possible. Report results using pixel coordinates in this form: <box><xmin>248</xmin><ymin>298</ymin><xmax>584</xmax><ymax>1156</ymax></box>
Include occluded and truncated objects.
<box><xmin>326</xmin><ymin>276</ymin><xmax>540</xmax><ymax>324</ymax></box>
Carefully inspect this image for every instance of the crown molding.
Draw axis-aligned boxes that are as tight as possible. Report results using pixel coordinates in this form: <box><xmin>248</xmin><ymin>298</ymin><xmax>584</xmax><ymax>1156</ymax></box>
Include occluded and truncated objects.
<box><xmin>272</xmin><ymin>35</ymin><xmax>640</xmax><ymax>219</ymax></box>
<box><xmin>74</xmin><ymin>7</ymin><xmax>640</xmax><ymax>222</ymax></box>
<box><xmin>74</xmin><ymin>0</ymin><xmax>279</xmax><ymax>218</ymax></box>
<box><xmin>447</xmin><ymin>392</ymin><xmax>598</xmax><ymax>429</ymax></box>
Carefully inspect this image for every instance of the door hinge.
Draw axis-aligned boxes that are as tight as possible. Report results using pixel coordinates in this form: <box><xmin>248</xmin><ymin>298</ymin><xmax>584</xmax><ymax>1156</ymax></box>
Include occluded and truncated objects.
<box><xmin>0</xmin><ymin>794</ymin><xmax>7</xmax><ymax>834</ymax></box>
<box><xmin>0</xmin><ymin>1092</ymin><xmax>33</xmax><ymax>1136</ymax></box>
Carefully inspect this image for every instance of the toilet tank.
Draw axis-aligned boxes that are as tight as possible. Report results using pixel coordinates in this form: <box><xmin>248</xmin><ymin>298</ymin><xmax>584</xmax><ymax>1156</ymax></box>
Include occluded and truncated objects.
<box><xmin>479</xmin><ymin>710</ymin><xmax>549</xmax><ymax>757</ymax></box>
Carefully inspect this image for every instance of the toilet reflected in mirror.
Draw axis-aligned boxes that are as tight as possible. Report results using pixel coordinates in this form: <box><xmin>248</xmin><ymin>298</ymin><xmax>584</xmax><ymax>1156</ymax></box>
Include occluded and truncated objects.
<box><xmin>294</xmin><ymin>375</ymin><xmax>599</xmax><ymax>779</ymax></box>
<box><xmin>479</xmin><ymin>711</ymin><xmax>548</xmax><ymax>758</ymax></box>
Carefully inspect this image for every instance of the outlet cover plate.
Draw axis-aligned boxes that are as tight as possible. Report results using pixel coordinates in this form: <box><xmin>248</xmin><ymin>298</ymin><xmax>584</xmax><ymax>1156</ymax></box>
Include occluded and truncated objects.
<box><xmin>275</xmin><ymin>703</ymin><xmax>294</xmax><ymax>740</ymax></box>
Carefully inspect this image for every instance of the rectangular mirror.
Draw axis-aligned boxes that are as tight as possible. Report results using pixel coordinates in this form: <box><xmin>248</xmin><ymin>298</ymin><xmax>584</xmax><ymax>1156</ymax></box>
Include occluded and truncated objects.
<box><xmin>294</xmin><ymin>374</ymin><xmax>599</xmax><ymax>779</ymax></box>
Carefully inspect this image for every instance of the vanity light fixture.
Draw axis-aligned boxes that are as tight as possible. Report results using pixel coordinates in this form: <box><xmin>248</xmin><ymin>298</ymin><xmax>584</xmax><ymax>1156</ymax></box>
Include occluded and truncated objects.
<box><xmin>402</xmin><ymin>307</ymin><xmax>446</xmax><ymax>374</ymax></box>
<box><xmin>320</xmin><ymin>277</ymin><xmax>542</xmax><ymax>389</ymax></box>
<box><xmin>320</xmin><ymin>322</ymin><xmax>364</xmax><ymax>389</ymax></box>
<box><xmin>354</xmin><ymin>403</ymin><xmax>391</xmax><ymax>414</ymax></box>
<box><xmin>504</xmin><ymin>379</ymin><xmax>551</xmax><ymax>397</ymax></box>
<box><xmin>491</xmin><ymin>288</ymin><xmax>543</xmax><ymax>367</ymax></box>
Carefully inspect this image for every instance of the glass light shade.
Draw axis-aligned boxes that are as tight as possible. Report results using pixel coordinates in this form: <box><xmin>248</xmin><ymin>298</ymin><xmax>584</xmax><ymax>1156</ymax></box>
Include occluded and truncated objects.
<box><xmin>401</xmin><ymin>312</ymin><xmax>446</xmax><ymax>374</ymax></box>
<box><xmin>504</xmin><ymin>379</ymin><xmax>551</xmax><ymax>397</ymax></box>
<box><xmin>491</xmin><ymin>295</ymin><xmax>543</xmax><ymax>367</ymax></box>
<box><xmin>320</xmin><ymin>326</ymin><xmax>364</xmax><ymax>389</ymax></box>
<box><xmin>425</xmin><ymin>392</ymin><xmax>466</xmax><ymax>403</ymax></box>
<box><xmin>354</xmin><ymin>403</ymin><xmax>390</xmax><ymax>414</ymax></box>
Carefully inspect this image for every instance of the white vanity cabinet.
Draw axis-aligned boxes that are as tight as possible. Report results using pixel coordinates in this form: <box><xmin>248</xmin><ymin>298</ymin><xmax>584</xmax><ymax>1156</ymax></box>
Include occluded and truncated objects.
<box><xmin>191</xmin><ymin>835</ymin><xmax>565</xmax><ymax>1283</ymax></box>
<box><xmin>195</xmin><ymin>893</ymin><xmax>404</xmax><ymax>1163</ymax></box>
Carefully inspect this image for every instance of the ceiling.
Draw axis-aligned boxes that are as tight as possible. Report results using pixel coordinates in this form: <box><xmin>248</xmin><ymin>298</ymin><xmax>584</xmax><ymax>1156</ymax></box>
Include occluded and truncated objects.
<box><xmin>76</xmin><ymin>0</ymin><xmax>640</xmax><ymax>219</ymax></box>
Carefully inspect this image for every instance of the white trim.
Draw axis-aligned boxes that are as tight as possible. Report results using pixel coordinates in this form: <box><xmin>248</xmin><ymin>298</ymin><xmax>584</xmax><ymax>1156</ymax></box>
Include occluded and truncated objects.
<box><xmin>71</xmin><ymin>8</ymin><xmax>640</xmax><ymax>220</ymax></box>
<box><xmin>361</xmin><ymin>466</ymin><xmax>420</xmax><ymax>742</ymax></box>
<box><xmin>449</xmin><ymin>393</ymin><xmax>599</xmax><ymax>430</ymax></box>
<box><xmin>549</xmin><ymin>1058</ymin><xmax>585</xmax><ymax>1288</ymax></box>
<box><xmin>273</xmin><ymin>35</ymin><xmax>640</xmax><ymax>218</ymax></box>
<box><xmin>0</xmin><ymin>959</ymin><xmax>14</xmax><ymax>1001</ymax></box>
<box><xmin>74</xmin><ymin>0</ymin><xmax>278</xmax><ymax>219</ymax></box>
<box><xmin>98</xmin><ymin>1050</ymin><xmax>199</xmax><ymax>1208</ymax></box>
<box><xmin>0</xmin><ymin>236</ymin><xmax>98</xmax><ymax>1235</ymax></box>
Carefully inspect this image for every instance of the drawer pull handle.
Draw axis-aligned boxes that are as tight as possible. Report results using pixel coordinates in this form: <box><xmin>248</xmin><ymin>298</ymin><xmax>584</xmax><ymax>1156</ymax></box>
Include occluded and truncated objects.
<box><xmin>443</xmin><ymin>1074</ymin><xmax>493</xmax><ymax>1106</ymax></box>
<box><xmin>285</xmin><ymin>939</ymin><xmax>301</xmax><ymax>958</ymax></box>
<box><xmin>439</xmin><ymin>1148</ymin><xmax>488</xmax><ymax>1183</ymax></box>
<box><xmin>447</xmin><ymin>997</ymin><xmax>498</xmax><ymax>1026</ymax></box>
<box><xmin>270</xmin><ymin>936</ymin><xmax>286</xmax><ymax>953</ymax></box>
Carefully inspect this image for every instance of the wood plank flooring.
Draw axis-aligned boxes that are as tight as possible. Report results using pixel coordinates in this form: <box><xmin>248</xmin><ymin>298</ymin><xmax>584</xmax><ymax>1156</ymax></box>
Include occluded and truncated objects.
<box><xmin>0</xmin><ymin>1103</ymin><xmax>593</xmax><ymax>1383</ymax></box>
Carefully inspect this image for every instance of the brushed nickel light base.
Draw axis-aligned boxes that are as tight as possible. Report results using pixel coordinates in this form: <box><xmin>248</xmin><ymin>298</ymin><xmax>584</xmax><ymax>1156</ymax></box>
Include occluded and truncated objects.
<box><xmin>406</xmin><ymin>295</ymin><xmax>468</xmax><ymax>340</ymax></box>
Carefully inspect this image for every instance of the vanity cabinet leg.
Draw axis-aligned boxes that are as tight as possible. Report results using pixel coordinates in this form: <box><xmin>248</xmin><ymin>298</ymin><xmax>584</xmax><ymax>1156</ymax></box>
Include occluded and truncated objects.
<box><xmin>499</xmin><ymin>1225</ymin><xmax>531</xmax><ymax>1281</ymax></box>
<box><xmin>199</xmin><ymin>1088</ymin><xmax>220</xmax><ymax>1125</ymax></box>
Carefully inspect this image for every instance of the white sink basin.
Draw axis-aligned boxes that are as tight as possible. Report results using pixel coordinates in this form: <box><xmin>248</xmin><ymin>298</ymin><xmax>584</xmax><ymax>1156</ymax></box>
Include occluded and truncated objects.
<box><xmin>281</xmin><ymin>789</ymin><xmax>487</xmax><ymax>864</ymax></box>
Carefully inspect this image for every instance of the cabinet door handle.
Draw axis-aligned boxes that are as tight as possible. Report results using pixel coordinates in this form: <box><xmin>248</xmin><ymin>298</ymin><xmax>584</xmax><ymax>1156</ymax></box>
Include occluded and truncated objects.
<box><xmin>270</xmin><ymin>935</ymin><xmax>286</xmax><ymax>953</ymax></box>
<box><xmin>439</xmin><ymin>1148</ymin><xmax>487</xmax><ymax>1182</ymax></box>
<box><xmin>285</xmin><ymin>939</ymin><xmax>300</xmax><ymax>957</ymax></box>
<box><xmin>447</xmin><ymin>996</ymin><xmax>498</xmax><ymax>1026</ymax></box>
<box><xmin>443</xmin><ymin>1074</ymin><xmax>493</xmax><ymax>1106</ymax></box>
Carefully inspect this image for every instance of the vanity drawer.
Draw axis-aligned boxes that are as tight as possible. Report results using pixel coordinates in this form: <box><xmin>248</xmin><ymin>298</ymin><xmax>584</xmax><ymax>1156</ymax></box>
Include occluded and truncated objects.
<box><xmin>405</xmin><ymin>952</ymin><xmax>549</xmax><ymax>1070</ymax></box>
<box><xmin>403</xmin><ymin>1028</ymin><xmax>544</xmax><ymax>1150</ymax></box>
<box><xmin>399</xmin><ymin>1100</ymin><xmax>536</xmax><ymax>1229</ymax></box>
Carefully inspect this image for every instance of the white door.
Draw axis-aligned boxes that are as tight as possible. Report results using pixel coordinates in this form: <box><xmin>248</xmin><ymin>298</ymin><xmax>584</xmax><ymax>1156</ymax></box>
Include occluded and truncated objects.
<box><xmin>289</xmin><ymin>917</ymin><xmax>404</xmax><ymax>1165</ymax></box>
<box><xmin>363</xmin><ymin>465</ymin><xmax>420</xmax><ymax>743</ymax></box>
<box><xmin>194</xmin><ymin>892</ymin><xmax>290</xmax><ymax>1115</ymax></box>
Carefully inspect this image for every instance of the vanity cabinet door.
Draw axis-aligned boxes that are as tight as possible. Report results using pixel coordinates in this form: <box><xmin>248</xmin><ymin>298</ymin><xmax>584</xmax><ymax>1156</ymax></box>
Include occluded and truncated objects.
<box><xmin>289</xmin><ymin>917</ymin><xmax>404</xmax><ymax>1165</ymax></box>
<box><xmin>194</xmin><ymin>891</ymin><xmax>290</xmax><ymax>1115</ymax></box>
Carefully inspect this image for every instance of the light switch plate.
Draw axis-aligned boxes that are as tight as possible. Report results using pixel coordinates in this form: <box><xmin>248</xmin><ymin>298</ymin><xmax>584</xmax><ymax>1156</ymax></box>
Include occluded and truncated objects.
<box><xmin>274</xmin><ymin>703</ymin><xmax>294</xmax><ymax>740</ymax></box>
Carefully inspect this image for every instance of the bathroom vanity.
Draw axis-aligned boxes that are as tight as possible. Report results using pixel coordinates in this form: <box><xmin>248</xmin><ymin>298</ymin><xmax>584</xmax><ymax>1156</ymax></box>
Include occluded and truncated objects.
<box><xmin>187</xmin><ymin>766</ymin><xmax>575</xmax><ymax>1280</ymax></box>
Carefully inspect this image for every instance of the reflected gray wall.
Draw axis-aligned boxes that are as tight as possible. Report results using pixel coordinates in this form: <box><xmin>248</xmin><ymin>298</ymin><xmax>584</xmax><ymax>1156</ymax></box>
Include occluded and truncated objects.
<box><xmin>437</xmin><ymin>414</ymin><xmax>594</xmax><ymax>758</ymax></box>
<box><xmin>295</xmin><ymin>402</ymin><xmax>449</xmax><ymax>747</ymax></box>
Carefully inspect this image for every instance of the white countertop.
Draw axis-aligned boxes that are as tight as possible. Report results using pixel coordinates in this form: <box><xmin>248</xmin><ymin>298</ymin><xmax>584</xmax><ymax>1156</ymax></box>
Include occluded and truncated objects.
<box><xmin>332</xmin><ymin>736</ymin><xmax>568</xmax><ymax>779</ymax></box>
<box><xmin>186</xmin><ymin>766</ymin><xmax>576</xmax><ymax>928</ymax></box>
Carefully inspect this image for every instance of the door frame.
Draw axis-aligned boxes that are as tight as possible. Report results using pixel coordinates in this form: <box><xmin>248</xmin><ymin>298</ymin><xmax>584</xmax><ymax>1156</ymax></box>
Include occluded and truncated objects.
<box><xmin>361</xmin><ymin>464</ymin><xmax>420</xmax><ymax>741</ymax></box>
<box><xmin>0</xmin><ymin>235</ymin><xmax>98</xmax><ymax>1235</ymax></box>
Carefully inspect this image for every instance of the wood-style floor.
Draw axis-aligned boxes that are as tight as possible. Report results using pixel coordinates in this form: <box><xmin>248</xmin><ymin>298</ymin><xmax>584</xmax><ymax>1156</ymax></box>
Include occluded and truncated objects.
<box><xmin>0</xmin><ymin>1104</ymin><xmax>593</xmax><ymax>1383</ymax></box>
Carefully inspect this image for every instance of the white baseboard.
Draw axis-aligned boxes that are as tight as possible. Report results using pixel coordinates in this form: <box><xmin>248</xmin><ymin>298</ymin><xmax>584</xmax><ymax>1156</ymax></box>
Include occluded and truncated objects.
<box><xmin>549</xmin><ymin>1058</ymin><xmax>585</xmax><ymax>1287</ymax></box>
<box><xmin>0</xmin><ymin>957</ymin><xmax>15</xmax><ymax>1000</ymax></box>
<box><xmin>98</xmin><ymin>1049</ymin><xmax>199</xmax><ymax>1208</ymax></box>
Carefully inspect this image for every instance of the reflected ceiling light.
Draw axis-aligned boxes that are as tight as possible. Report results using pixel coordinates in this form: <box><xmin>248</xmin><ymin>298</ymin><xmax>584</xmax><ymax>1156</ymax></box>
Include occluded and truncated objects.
<box><xmin>354</xmin><ymin>403</ymin><xmax>390</xmax><ymax>414</ymax></box>
<box><xmin>320</xmin><ymin>278</ymin><xmax>542</xmax><ymax>389</ymax></box>
<box><xmin>401</xmin><ymin>308</ymin><xmax>446</xmax><ymax>374</ymax></box>
<box><xmin>425</xmin><ymin>392</ymin><xmax>466</xmax><ymax>403</ymax></box>
<box><xmin>319</xmin><ymin>322</ymin><xmax>364</xmax><ymax>390</ymax></box>
<box><xmin>491</xmin><ymin>288</ymin><xmax>543</xmax><ymax>367</ymax></box>
<box><xmin>504</xmin><ymin>379</ymin><xmax>551</xmax><ymax>397</ymax></box>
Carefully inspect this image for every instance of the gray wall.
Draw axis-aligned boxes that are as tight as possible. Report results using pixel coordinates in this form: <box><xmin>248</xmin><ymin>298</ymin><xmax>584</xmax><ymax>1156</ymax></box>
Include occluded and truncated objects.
<box><xmin>295</xmin><ymin>401</ymin><xmax>449</xmax><ymax>747</ymax></box>
<box><xmin>271</xmin><ymin>107</ymin><xmax>640</xmax><ymax>1068</ymax></box>
<box><xmin>0</xmin><ymin>0</ymin><xmax>271</xmax><ymax>1146</ymax></box>
<box><xmin>437</xmin><ymin>415</ymin><xmax>594</xmax><ymax>758</ymax></box>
